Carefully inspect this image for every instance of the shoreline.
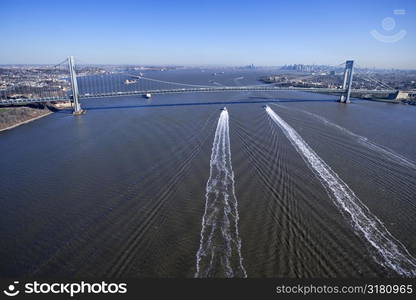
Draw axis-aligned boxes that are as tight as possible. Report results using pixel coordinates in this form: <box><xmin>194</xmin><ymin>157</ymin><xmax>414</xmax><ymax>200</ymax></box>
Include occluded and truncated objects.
<box><xmin>0</xmin><ymin>111</ymin><xmax>53</xmax><ymax>133</ymax></box>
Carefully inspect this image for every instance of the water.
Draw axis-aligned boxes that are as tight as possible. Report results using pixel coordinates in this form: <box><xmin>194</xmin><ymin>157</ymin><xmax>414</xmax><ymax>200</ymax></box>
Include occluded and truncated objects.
<box><xmin>195</xmin><ymin>109</ymin><xmax>246</xmax><ymax>278</ymax></box>
<box><xmin>0</xmin><ymin>69</ymin><xmax>415</xmax><ymax>278</ymax></box>
<box><xmin>278</xmin><ymin>105</ymin><xmax>416</xmax><ymax>170</ymax></box>
<box><xmin>265</xmin><ymin>105</ymin><xmax>416</xmax><ymax>276</ymax></box>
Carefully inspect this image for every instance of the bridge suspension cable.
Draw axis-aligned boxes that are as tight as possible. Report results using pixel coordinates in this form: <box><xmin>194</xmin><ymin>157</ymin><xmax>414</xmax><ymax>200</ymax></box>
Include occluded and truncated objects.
<box><xmin>123</xmin><ymin>72</ymin><xmax>274</xmax><ymax>89</ymax></box>
<box><xmin>124</xmin><ymin>73</ymin><xmax>216</xmax><ymax>88</ymax></box>
<box><xmin>360</xmin><ymin>74</ymin><xmax>394</xmax><ymax>90</ymax></box>
<box><xmin>0</xmin><ymin>58</ymin><xmax>72</xmax><ymax>102</ymax></box>
<box><xmin>355</xmin><ymin>63</ymin><xmax>396</xmax><ymax>90</ymax></box>
<box><xmin>1</xmin><ymin>58</ymin><xmax>399</xmax><ymax>108</ymax></box>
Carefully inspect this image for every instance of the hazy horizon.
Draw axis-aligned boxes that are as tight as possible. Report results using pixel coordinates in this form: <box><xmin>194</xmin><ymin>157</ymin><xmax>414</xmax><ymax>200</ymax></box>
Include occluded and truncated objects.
<box><xmin>1</xmin><ymin>62</ymin><xmax>416</xmax><ymax>71</ymax></box>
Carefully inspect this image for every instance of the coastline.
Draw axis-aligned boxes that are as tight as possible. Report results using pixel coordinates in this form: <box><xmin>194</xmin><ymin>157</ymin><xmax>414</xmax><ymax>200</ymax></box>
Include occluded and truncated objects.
<box><xmin>0</xmin><ymin>111</ymin><xmax>53</xmax><ymax>133</ymax></box>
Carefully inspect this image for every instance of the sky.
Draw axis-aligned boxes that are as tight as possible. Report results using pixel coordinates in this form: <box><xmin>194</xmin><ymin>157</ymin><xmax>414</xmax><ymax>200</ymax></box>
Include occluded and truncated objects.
<box><xmin>1</xmin><ymin>0</ymin><xmax>415</xmax><ymax>68</ymax></box>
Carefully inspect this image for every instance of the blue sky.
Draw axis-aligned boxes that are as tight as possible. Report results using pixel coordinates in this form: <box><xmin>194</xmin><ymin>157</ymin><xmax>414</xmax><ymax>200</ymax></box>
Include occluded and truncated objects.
<box><xmin>1</xmin><ymin>0</ymin><xmax>415</xmax><ymax>68</ymax></box>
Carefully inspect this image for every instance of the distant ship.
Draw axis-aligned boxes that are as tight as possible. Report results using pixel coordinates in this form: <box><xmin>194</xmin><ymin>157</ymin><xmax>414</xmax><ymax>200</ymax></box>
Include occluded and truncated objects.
<box><xmin>124</xmin><ymin>79</ymin><xmax>137</xmax><ymax>84</ymax></box>
<box><xmin>221</xmin><ymin>107</ymin><xmax>227</xmax><ymax>111</ymax></box>
<box><xmin>144</xmin><ymin>93</ymin><xmax>152</xmax><ymax>99</ymax></box>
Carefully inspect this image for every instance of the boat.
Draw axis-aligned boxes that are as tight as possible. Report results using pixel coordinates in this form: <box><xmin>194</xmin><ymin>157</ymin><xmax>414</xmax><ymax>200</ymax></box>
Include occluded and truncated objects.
<box><xmin>124</xmin><ymin>79</ymin><xmax>137</xmax><ymax>85</ymax></box>
<box><xmin>221</xmin><ymin>107</ymin><xmax>227</xmax><ymax>111</ymax></box>
<box><xmin>144</xmin><ymin>93</ymin><xmax>152</xmax><ymax>99</ymax></box>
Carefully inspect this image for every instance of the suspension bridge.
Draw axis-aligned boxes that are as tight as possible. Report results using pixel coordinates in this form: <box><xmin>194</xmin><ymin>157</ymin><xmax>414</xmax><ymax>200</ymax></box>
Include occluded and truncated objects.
<box><xmin>0</xmin><ymin>57</ymin><xmax>400</xmax><ymax>114</ymax></box>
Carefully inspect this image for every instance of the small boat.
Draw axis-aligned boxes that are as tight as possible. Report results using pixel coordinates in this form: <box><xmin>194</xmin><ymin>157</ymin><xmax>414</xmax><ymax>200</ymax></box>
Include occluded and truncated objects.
<box><xmin>263</xmin><ymin>105</ymin><xmax>269</xmax><ymax>109</ymax></box>
<box><xmin>124</xmin><ymin>79</ymin><xmax>137</xmax><ymax>85</ymax></box>
<box><xmin>220</xmin><ymin>107</ymin><xmax>227</xmax><ymax>111</ymax></box>
<box><xmin>144</xmin><ymin>93</ymin><xmax>152</xmax><ymax>99</ymax></box>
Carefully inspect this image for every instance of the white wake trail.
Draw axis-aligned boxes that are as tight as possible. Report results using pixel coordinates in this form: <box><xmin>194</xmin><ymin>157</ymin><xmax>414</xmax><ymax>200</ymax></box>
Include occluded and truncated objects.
<box><xmin>195</xmin><ymin>108</ymin><xmax>247</xmax><ymax>278</ymax></box>
<box><xmin>265</xmin><ymin>106</ymin><xmax>416</xmax><ymax>277</ymax></box>
<box><xmin>280</xmin><ymin>105</ymin><xmax>416</xmax><ymax>170</ymax></box>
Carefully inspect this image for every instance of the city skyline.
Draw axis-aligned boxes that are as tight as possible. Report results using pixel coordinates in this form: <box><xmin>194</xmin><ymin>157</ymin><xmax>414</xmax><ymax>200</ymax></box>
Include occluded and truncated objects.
<box><xmin>1</xmin><ymin>0</ymin><xmax>415</xmax><ymax>68</ymax></box>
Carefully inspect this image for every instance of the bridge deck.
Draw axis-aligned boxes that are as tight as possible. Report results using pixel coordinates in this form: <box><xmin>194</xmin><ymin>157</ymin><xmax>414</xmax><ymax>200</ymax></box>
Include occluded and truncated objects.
<box><xmin>0</xmin><ymin>86</ymin><xmax>396</xmax><ymax>105</ymax></box>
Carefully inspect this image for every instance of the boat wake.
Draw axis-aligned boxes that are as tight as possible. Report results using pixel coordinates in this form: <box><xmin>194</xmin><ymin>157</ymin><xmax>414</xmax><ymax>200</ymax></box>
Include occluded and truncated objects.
<box><xmin>282</xmin><ymin>105</ymin><xmax>416</xmax><ymax>170</ymax></box>
<box><xmin>265</xmin><ymin>105</ymin><xmax>416</xmax><ymax>277</ymax></box>
<box><xmin>233</xmin><ymin>76</ymin><xmax>244</xmax><ymax>86</ymax></box>
<box><xmin>195</xmin><ymin>108</ymin><xmax>247</xmax><ymax>278</ymax></box>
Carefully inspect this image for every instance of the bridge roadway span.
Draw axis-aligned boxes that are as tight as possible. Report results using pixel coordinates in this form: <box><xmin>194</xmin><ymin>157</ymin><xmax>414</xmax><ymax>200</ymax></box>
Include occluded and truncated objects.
<box><xmin>0</xmin><ymin>86</ymin><xmax>396</xmax><ymax>105</ymax></box>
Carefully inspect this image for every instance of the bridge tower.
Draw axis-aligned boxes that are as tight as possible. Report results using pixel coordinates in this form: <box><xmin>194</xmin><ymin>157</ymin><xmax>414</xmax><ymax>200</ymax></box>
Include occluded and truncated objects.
<box><xmin>340</xmin><ymin>60</ymin><xmax>354</xmax><ymax>103</ymax></box>
<box><xmin>68</xmin><ymin>56</ymin><xmax>83</xmax><ymax>115</ymax></box>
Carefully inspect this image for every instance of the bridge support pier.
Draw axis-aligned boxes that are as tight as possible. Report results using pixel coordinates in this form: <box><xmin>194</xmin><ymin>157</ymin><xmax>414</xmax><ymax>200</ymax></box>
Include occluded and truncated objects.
<box><xmin>68</xmin><ymin>56</ymin><xmax>84</xmax><ymax>115</ymax></box>
<box><xmin>340</xmin><ymin>60</ymin><xmax>354</xmax><ymax>103</ymax></box>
